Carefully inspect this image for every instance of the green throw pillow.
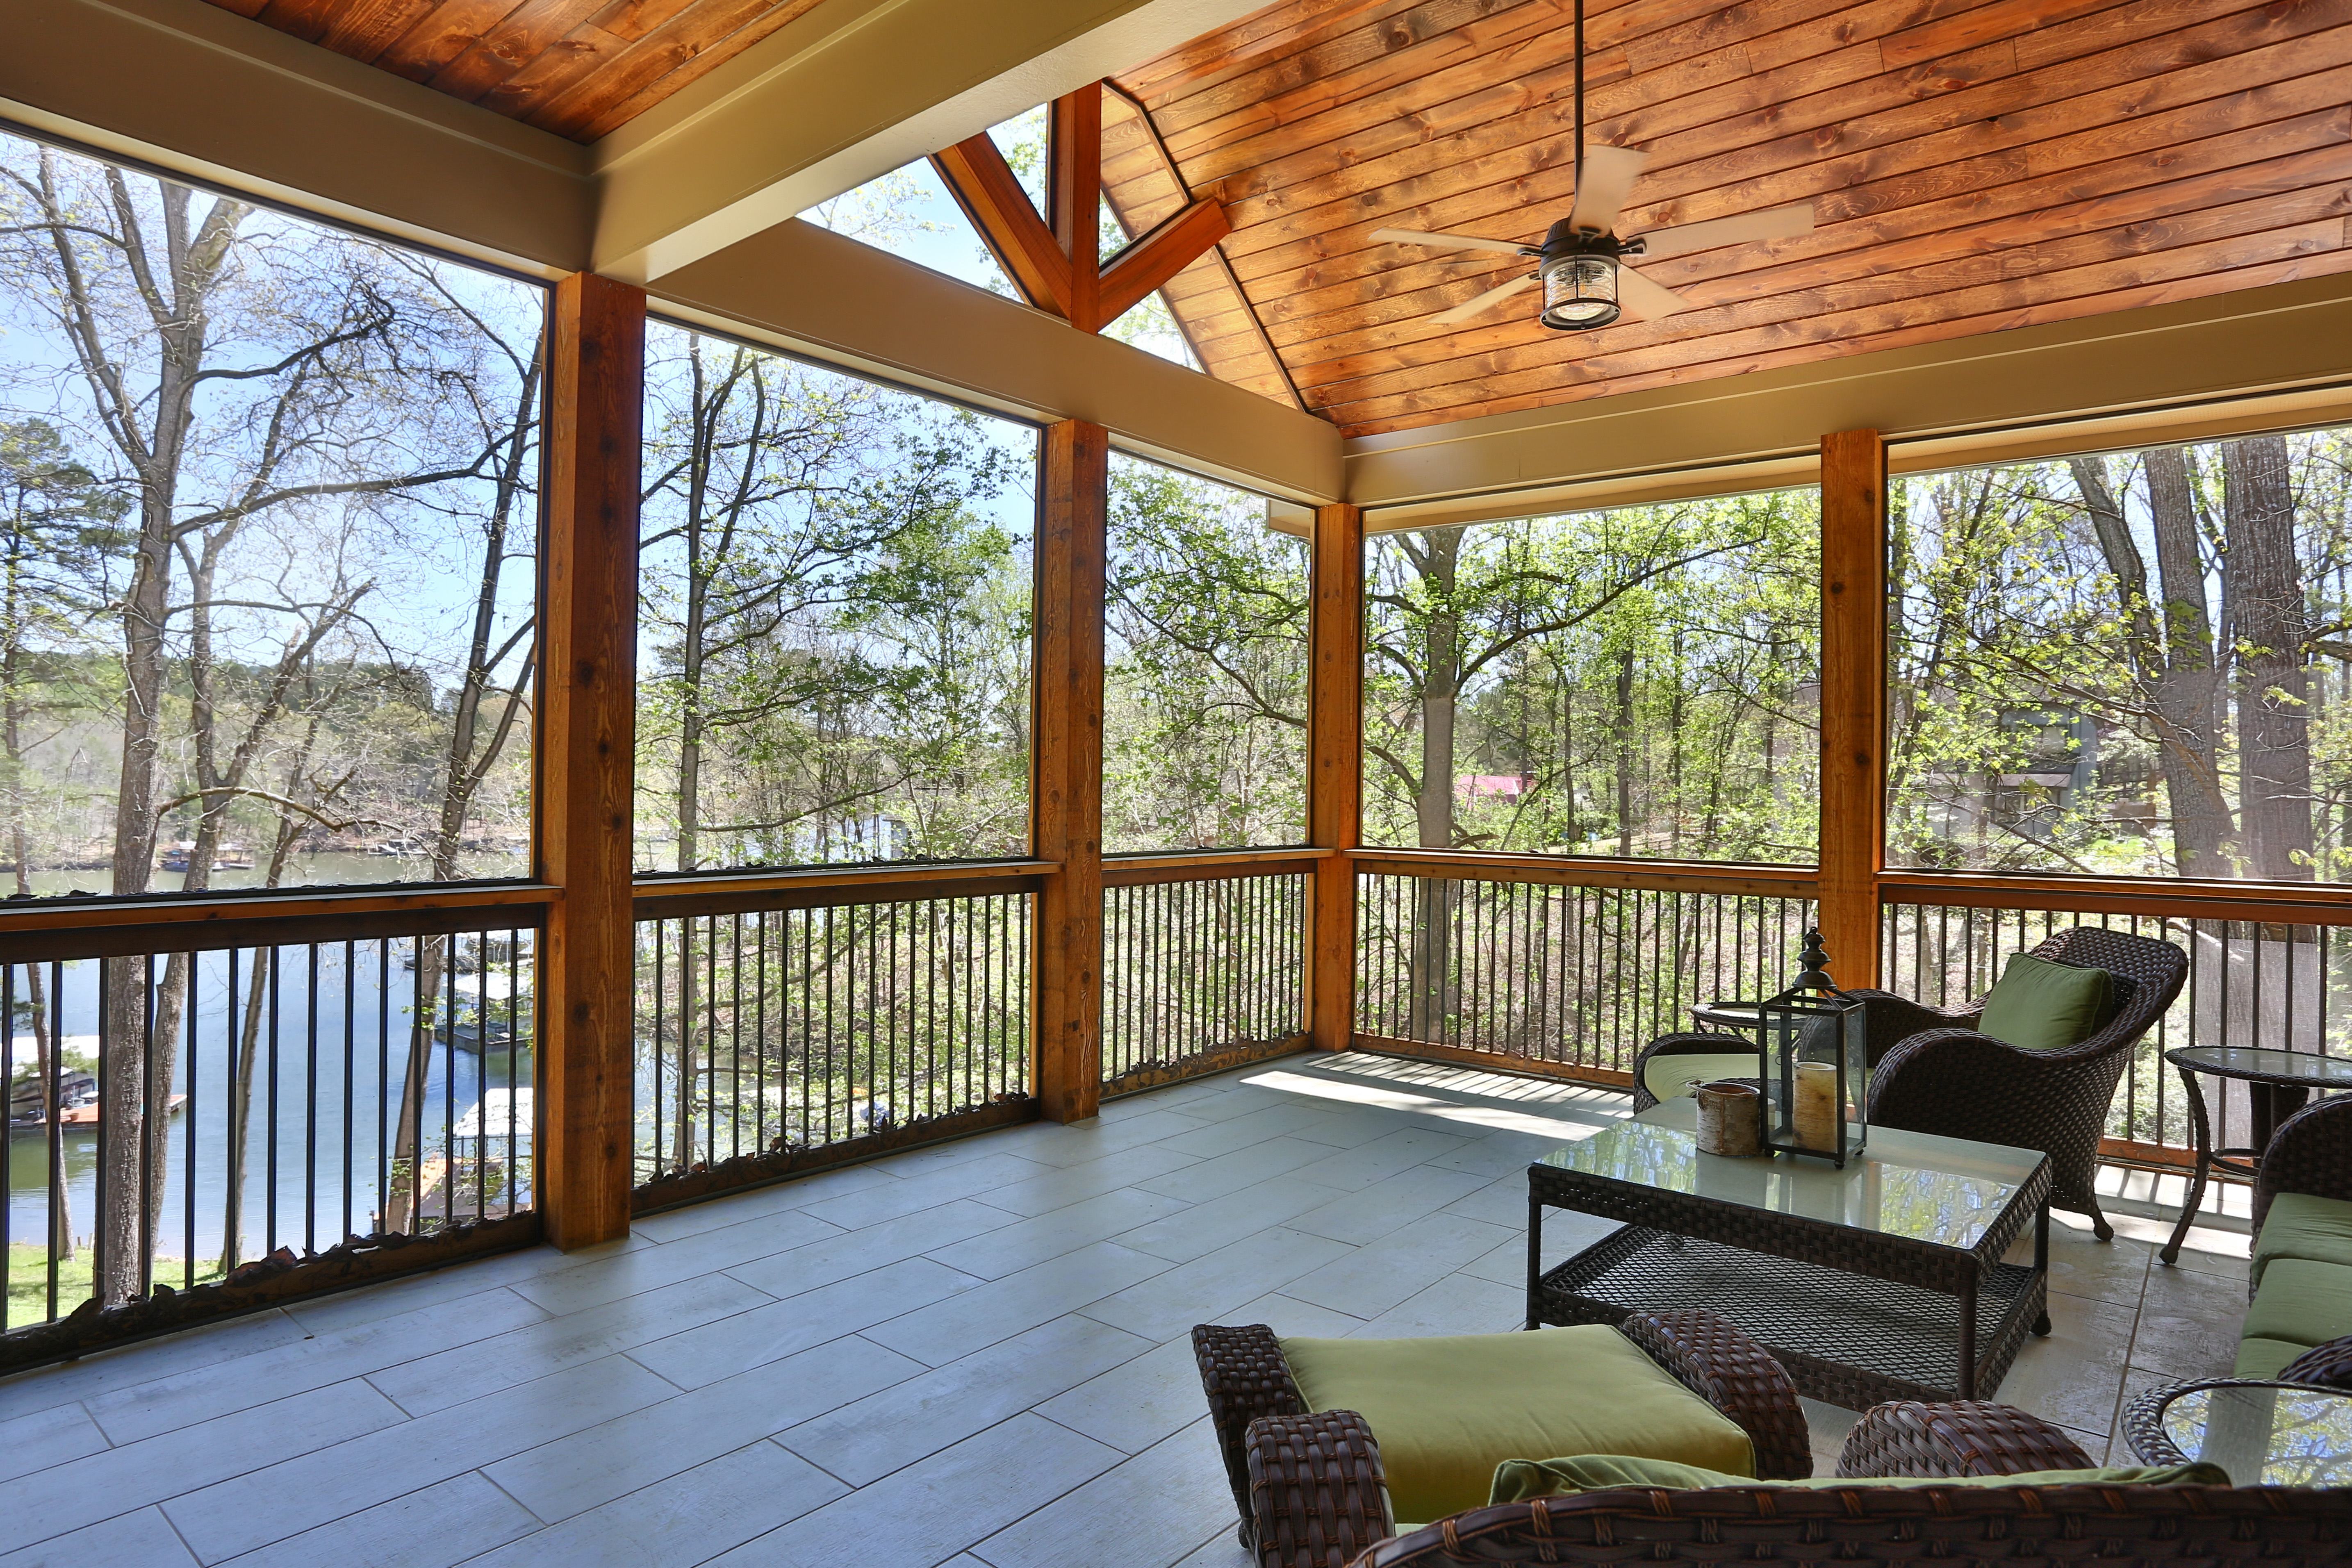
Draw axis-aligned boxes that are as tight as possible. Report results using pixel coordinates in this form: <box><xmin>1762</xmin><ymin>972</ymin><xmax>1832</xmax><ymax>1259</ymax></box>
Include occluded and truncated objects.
<box><xmin>1490</xmin><ymin>1453</ymin><xmax>2229</xmax><ymax>1504</ymax></box>
<box><xmin>1974</xmin><ymin>953</ymin><xmax>2113</xmax><ymax>1053</ymax></box>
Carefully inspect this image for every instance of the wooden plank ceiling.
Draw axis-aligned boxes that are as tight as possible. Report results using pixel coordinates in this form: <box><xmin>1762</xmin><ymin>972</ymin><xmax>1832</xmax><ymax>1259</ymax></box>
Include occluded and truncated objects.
<box><xmin>1108</xmin><ymin>0</ymin><xmax>2352</xmax><ymax>436</ymax></box>
<box><xmin>201</xmin><ymin>0</ymin><xmax>826</xmax><ymax>142</ymax></box>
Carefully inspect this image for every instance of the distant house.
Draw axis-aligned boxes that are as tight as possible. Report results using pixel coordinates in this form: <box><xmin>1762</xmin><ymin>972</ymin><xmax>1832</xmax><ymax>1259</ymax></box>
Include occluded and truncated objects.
<box><xmin>1456</xmin><ymin>774</ymin><xmax>1534</xmax><ymax>803</ymax></box>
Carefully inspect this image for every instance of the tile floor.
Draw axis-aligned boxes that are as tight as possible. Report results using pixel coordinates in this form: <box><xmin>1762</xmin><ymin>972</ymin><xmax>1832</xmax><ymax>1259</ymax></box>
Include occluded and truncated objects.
<box><xmin>0</xmin><ymin>1053</ymin><xmax>2258</xmax><ymax>1568</ymax></box>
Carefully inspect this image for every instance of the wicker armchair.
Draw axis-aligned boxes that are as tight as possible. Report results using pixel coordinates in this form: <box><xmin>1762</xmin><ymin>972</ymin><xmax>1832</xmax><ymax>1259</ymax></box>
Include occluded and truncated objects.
<box><xmin>1245</xmin><ymin>1391</ymin><xmax>2342</xmax><ymax>1568</ymax></box>
<box><xmin>1195</xmin><ymin>1311</ymin><xmax>1811</xmax><ymax>1563</ymax></box>
<box><xmin>1631</xmin><ymin>927</ymin><xmax>2188</xmax><ymax>1242</ymax></box>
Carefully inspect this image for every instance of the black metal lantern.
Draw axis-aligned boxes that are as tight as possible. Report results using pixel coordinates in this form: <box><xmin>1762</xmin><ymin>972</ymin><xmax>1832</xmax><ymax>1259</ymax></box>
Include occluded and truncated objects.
<box><xmin>1537</xmin><ymin>221</ymin><xmax>1637</xmax><ymax>331</ymax></box>
<box><xmin>1742</xmin><ymin>930</ymin><xmax>1867</xmax><ymax>1167</ymax></box>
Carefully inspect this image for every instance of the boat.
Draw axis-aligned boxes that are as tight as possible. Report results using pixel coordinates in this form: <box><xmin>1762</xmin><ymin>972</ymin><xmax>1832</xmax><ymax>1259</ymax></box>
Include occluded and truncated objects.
<box><xmin>7</xmin><ymin>1070</ymin><xmax>185</xmax><ymax>1131</ymax></box>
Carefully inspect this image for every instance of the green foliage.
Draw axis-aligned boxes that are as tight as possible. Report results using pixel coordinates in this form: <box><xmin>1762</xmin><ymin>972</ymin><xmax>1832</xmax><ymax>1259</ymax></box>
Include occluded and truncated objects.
<box><xmin>1364</xmin><ymin>491</ymin><xmax>1820</xmax><ymax>860</ymax></box>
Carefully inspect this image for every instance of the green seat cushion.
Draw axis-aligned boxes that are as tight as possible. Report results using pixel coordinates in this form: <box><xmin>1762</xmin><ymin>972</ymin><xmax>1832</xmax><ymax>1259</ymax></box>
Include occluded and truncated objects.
<box><xmin>2254</xmin><ymin>1192</ymin><xmax>2352</xmax><ymax>1290</ymax></box>
<box><xmin>1975</xmin><ymin>953</ymin><xmax>2113</xmax><ymax>1053</ymax></box>
<box><xmin>2243</xmin><ymin>1258</ymin><xmax>2352</xmax><ymax>1348</ymax></box>
<box><xmin>2236</xmin><ymin>1336</ymin><xmax>2309</xmax><ymax>1380</ymax></box>
<box><xmin>1490</xmin><ymin>1454</ymin><xmax>2227</xmax><ymax>1504</ymax></box>
<box><xmin>1279</xmin><ymin>1325</ymin><xmax>1753</xmax><ymax>1527</ymax></box>
<box><xmin>1642</xmin><ymin>1052</ymin><xmax>1760</xmax><ymax>1104</ymax></box>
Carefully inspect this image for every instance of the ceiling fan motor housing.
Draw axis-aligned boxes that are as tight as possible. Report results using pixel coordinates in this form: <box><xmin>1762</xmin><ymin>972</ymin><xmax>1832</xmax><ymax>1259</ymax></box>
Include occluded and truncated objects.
<box><xmin>1537</xmin><ymin>219</ymin><xmax>1635</xmax><ymax>330</ymax></box>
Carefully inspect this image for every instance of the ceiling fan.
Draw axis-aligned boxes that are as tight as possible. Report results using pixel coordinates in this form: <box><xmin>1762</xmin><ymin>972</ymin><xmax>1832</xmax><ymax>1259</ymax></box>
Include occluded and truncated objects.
<box><xmin>1370</xmin><ymin>0</ymin><xmax>1813</xmax><ymax>332</ymax></box>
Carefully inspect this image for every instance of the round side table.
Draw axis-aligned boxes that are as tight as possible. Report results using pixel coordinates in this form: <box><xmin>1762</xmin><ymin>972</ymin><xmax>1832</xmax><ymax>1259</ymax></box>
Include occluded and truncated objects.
<box><xmin>2158</xmin><ymin>1047</ymin><xmax>2352</xmax><ymax>1265</ymax></box>
<box><xmin>2122</xmin><ymin>1378</ymin><xmax>2352</xmax><ymax>1486</ymax></box>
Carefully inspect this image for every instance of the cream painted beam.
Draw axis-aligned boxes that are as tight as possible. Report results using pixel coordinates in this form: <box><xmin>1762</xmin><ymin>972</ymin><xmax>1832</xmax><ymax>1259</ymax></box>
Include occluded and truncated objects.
<box><xmin>0</xmin><ymin>0</ymin><xmax>593</xmax><ymax>276</ymax></box>
<box><xmin>651</xmin><ymin>218</ymin><xmax>1344</xmax><ymax>504</ymax></box>
<box><xmin>1350</xmin><ymin>271</ymin><xmax>2352</xmax><ymax>526</ymax></box>
<box><xmin>591</xmin><ymin>0</ymin><xmax>1264</xmax><ymax>284</ymax></box>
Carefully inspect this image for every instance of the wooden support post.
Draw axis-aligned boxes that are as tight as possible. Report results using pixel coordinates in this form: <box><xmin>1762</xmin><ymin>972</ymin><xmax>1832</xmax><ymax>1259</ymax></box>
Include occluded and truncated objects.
<box><xmin>1034</xmin><ymin>419</ymin><xmax>1108</xmax><ymax>1121</ymax></box>
<box><xmin>1307</xmin><ymin>503</ymin><xmax>1363</xmax><ymax>1052</ymax></box>
<box><xmin>538</xmin><ymin>273</ymin><xmax>644</xmax><ymax>1249</ymax></box>
<box><xmin>1819</xmin><ymin>429</ymin><xmax>1888</xmax><ymax>990</ymax></box>
<box><xmin>1051</xmin><ymin>84</ymin><xmax>1103</xmax><ymax>333</ymax></box>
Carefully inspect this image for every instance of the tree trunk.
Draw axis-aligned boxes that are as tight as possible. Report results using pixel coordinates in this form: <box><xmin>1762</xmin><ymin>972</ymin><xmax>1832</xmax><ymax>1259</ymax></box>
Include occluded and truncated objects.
<box><xmin>1614</xmin><ymin>646</ymin><xmax>1636</xmax><ymax>858</ymax></box>
<box><xmin>2143</xmin><ymin>447</ymin><xmax>2233</xmax><ymax>876</ymax></box>
<box><xmin>2223</xmin><ymin>435</ymin><xmax>2313</xmax><ymax>881</ymax></box>
<box><xmin>1408</xmin><ymin>529</ymin><xmax>1462</xmax><ymax>1040</ymax></box>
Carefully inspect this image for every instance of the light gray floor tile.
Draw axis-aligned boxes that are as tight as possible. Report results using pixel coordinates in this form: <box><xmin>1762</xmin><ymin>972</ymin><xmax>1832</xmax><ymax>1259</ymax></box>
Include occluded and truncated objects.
<box><xmin>1080</xmin><ymin>1228</ymin><xmax>1354</xmax><ymax>1344</ymax></box>
<box><xmin>1133</xmin><ymin>1137</ymin><xmax>1343</xmax><ymax>1203</ymax></box>
<box><xmin>1802</xmin><ymin>1397</ymin><xmax>1861</xmax><ymax>1477</ymax></box>
<box><xmin>0</xmin><ymin>1310</ymin><xmax>310</xmax><ymax>1420</ymax></box>
<box><xmin>1112</xmin><ymin>1177</ymin><xmax>1346</xmax><ymax>1263</ymax></box>
<box><xmin>977</xmin><ymin>1144</ymin><xmax>1204</xmax><ymax>1217</ymax></box>
<box><xmin>974</xmin><ymin>1417</ymin><xmax>1232</xmax><ymax>1568</ymax></box>
<box><xmin>704</xmin><ymin>1413</ymin><xmax>1122</xmax><ymax>1568</ymax></box>
<box><xmin>725</xmin><ymin>1199</ymin><xmax>1016</xmax><ymax>1300</ymax></box>
<box><xmin>511</xmin><ymin>1209</ymin><xmax>843</xmax><ymax>1314</ymax></box>
<box><xmin>779</xmin><ymin>1315</ymin><xmax>1152</xmax><ymax>1486</ymax></box>
<box><xmin>1281</xmin><ymin>1211</ymin><xmax>1517</xmax><ymax>1318</ymax></box>
<box><xmin>2029</xmin><ymin>1231</ymin><xmax>2153</xmax><ymax>1310</ymax></box>
<box><xmin>990</xmin><ymin>1110</ymin><xmax>1214</xmax><ymax>1167</ymax></box>
<box><xmin>1286</xmin><ymin>1127</ymin><xmax>1475</xmax><ymax>1191</ymax></box>
<box><xmin>2</xmin><ymin>1379</ymin><xmax>404</xmax><ymax>1554</ymax></box>
<box><xmin>459</xmin><ymin>1441</ymin><xmax>847</xmax><ymax>1568</ymax></box>
<box><xmin>367</xmin><ymin>1273</ymin><xmax>773</xmax><ymax>1416</ymax></box>
<box><xmin>1215</xmin><ymin>1293</ymin><xmax>1369</xmax><ymax>1341</ymax></box>
<box><xmin>165</xmin><ymin>1356</ymin><xmax>676</xmax><ymax>1564</ymax></box>
<box><xmin>1169</xmin><ymin>1532</ymin><xmax>1252</xmax><ymax>1568</ymax></box>
<box><xmin>625</xmin><ymin>1165</ymin><xmax>896</xmax><ymax>1245</ymax></box>
<box><xmin>1438</xmin><ymin>1174</ymin><xmax>1531</xmax><ymax>1229</ymax></box>
<box><xmin>1994</xmin><ymin>1295</ymin><xmax>2137</xmax><ymax>1439</ymax></box>
<box><xmin>800</xmin><ymin>1153</ymin><xmax>1052</xmax><ymax>1229</ymax></box>
<box><xmin>929</xmin><ymin>1188</ymin><xmax>1194</xmax><ymax>1279</ymax></box>
<box><xmin>2131</xmin><ymin>1262</ymin><xmax>2250</xmax><ymax>1382</ymax></box>
<box><xmin>631</xmin><ymin>1257</ymin><xmax>982</xmax><ymax>1389</ymax></box>
<box><xmin>0</xmin><ymin>1400</ymin><xmax>110</xmax><ymax>1483</ymax></box>
<box><xmin>0</xmin><ymin>1505</ymin><xmax>198</xmax><ymax>1568</ymax></box>
<box><xmin>863</xmin><ymin>1242</ymin><xmax>1177</xmax><ymax>1367</ymax></box>
<box><xmin>277</xmin><ymin>1257</ymin><xmax>588</xmax><ymax>1338</ymax></box>
<box><xmin>1031</xmin><ymin>1336</ymin><xmax>1211</xmax><ymax>1456</ymax></box>
<box><xmin>1285</xmin><ymin>1164</ymin><xmax>1489</xmax><ymax>1246</ymax></box>
<box><xmin>87</xmin><ymin>1285</ymin><xmax>551</xmax><ymax>1444</ymax></box>
<box><xmin>1157</xmin><ymin>1103</ymin><xmax>1350</xmax><ymax>1159</ymax></box>
<box><xmin>214</xmin><ymin>1472</ymin><xmax>537</xmax><ymax>1568</ymax></box>
<box><xmin>1348</xmin><ymin>1270</ymin><xmax>1522</xmax><ymax>1339</ymax></box>
<box><xmin>488</xmin><ymin>1335</ymin><xmax>919</xmax><ymax>1522</ymax></box>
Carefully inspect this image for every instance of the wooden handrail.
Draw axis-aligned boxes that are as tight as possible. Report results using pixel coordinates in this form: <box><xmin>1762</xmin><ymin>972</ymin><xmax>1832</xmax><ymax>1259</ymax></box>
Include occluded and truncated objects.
<box><xmin>1352</xmin><ymin>850</ymin><xmax>1819</xmax><ymax>898</ymax></box>
<box><xmin>1881</xmin><ymin>869</ymin><xmax>2352</xmax><ymax>924</ymax></box>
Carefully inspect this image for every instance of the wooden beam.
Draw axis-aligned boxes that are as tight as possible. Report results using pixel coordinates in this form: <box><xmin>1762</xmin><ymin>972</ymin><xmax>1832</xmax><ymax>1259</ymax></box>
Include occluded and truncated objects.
<box><xmin>930</xmin><ymin>136</ymin><xmax>1073</xmax><ymax>317</ymax></box>
<box><xmin>1034</xmin><ymin>419</ymin><xmax>1109</xmax><ymax>1121</ymax></box>
<box><xmin>1307</xmin><ymin>501</ymin><xmax>1363</xmax><ymax>1053</ymax></box>
<box><xmin>538</xmin><ymin>272</ymin><xmax>645</xmax><ymax>1251</ymax></box>
<box><xmin>1818</xmin><ymin>428</ymin><xmax>1888</xmax><ymax>991</ymax></box>
<box><xmin>1052</xmin><ymin>83</ymin><xmax>1104</xmax><ymax>333</ymax></box>
<box><xmin>1098</xmin><ymin>194</ymin><xmax>1232</xmax><ymax>327</ymax></box>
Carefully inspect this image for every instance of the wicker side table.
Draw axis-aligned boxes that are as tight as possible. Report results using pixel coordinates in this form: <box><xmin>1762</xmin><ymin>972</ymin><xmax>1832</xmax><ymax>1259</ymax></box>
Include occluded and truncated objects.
<box><xmin>2122</xmin><ymin>1378</ymin><xmax>2352</xmax><ymax>1486</ymax></box>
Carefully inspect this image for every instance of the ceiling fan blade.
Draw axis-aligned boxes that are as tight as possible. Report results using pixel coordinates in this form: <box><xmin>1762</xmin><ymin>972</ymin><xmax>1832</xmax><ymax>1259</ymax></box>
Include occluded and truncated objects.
<box><xmin>1566</xmin><ymin>144</ymin><xmax>1649</xmax><ymax>236</ymax></box>
<box><xmin>1432</xmin><ymin>273</ymin><xmax>1537</xmax><ymax>325</ymax></box>
<box><xmin>1637</xmin><ymin>202</ymin><xmax>1815</xmax><ymax>260</ymax></box>
<box><xmin>1614</xmin><ymin>264</ymin><xmax>1693</xmax><ymax>321</ymax></box>
<box><xmin>1371</xmin><ymin>226</ymin><xmax>1528</xmax><ymax>256</ymax></box>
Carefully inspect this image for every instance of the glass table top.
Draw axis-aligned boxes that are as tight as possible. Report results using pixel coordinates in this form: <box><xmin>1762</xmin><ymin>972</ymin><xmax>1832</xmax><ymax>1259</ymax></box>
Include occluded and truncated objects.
<box><xmin>2165</xmin><ymin>1047</ymin><xmax>2352</xmax><ymax>1088</ymax></box>
<box><xmin>2157</xmin><ymin>1383</ymin><xmax>2352</xmax><ymax>1486</ymax></box>
<box><xmin>1533</xmin><ymin>1098</ymin><xmax>2044</xmax><ymax>1252</ymax></box>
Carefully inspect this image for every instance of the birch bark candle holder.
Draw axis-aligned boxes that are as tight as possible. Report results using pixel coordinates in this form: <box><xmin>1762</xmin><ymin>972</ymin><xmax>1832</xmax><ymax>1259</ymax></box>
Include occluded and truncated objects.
<box><xmin>1694</xmin><ymin>1080</ymin><xmax>1762</xmax><ymax>1157</ymax></box>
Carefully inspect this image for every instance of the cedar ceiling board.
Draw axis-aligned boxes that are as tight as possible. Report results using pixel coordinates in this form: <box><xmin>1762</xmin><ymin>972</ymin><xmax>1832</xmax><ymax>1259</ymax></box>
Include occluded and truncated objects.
<box><xmin>1276</xmin><ymin>58</ymin><xmax>2352</xmax><ymax>394</ymax></box>
<box><xmin>203</xmin><ymin>0</ymin><xmax>819</xmax><ymax>141</ymax></box>
<box><xmin>1104</xmin><ymin>0</ymin><xmax>2352</xmax><ymax>433</ymax></box>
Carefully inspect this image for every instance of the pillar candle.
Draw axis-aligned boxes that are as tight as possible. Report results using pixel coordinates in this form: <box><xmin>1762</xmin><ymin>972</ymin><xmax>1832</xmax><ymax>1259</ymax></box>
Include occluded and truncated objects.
<box><xmin>1792</xmin><ymin>1060</ymin><xmax>1840</xmax><ymax>1152</ymax></box>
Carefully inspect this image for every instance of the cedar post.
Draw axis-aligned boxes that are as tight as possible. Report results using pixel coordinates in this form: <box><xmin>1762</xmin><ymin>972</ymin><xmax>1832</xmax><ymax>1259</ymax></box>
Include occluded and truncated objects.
<box><xmin>1307</xmin><ymin>503</ymin><xmax>1364</xmax><ymax>1051</ymax></box>
<box><xmin>1818</xmin><ymin>429</ymin><xmax>1888</xmax><ymax>990</ymax></box>
<box><xmin>538</xmin><ymin>273</ymin><xmax>644</xmax><ymax>1248</ymax></box>
<box><xmin>1034</xmin><ymin>419</ymin><xmax>1108</xmax><ymax>1121</ymax></box>
<box><xmin>1051</xmin><ymin>84</ymin><xmax>1104</xmax><ymax>333</ymax></box>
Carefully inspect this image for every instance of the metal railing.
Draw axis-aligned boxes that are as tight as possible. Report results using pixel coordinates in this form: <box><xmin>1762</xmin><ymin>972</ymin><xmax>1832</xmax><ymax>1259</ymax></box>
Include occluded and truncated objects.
<box><xmin>1355</xmin><ymin>867</ymin><xmax>1816</xmax><ymax>1074</ymax></box>
<box><xmin>1882</xmin><ymin>897</ymin><xmax>2352</xmax><ymax>1158</ymax></box>
<box><xmin>4</xmin><ymin>919</ymin><xmax>537</xmax><ymax>1337</ymax></box>
<box><xmin>632</xmin><ymin>883</ymin><xmax>1032</xmax><ymax>1195</ymax></box>
<box><xmin>1101</xmin><ymin>865</ymin><xmax>1308</xmax><ymax>1090</ymax></box>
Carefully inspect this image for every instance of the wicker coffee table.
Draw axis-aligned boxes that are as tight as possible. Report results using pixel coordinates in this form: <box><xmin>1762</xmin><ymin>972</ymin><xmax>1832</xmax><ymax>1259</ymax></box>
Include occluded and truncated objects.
<box><xmin>1527</xmin><ymin>1097</ymin><xmax>2051</xmax><ymax>1408</ymax></box>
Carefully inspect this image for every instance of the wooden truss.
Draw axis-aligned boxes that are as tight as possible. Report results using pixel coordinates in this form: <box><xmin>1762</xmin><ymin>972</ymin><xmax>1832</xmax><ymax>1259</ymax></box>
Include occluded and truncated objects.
<box><xmin>931</xmin><ymin>82</ymin><xmax>1229</xmax><ymax>335</ymax></box>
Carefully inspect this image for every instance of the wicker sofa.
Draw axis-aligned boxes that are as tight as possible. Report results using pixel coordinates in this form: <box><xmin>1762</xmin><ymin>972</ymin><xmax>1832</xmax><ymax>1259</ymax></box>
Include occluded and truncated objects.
<box><xmin>2239</xmin><ymin>1094</ymin><xmax>2352</xmax><ymax>1381</ymax></box>
<box><xmin>1219</xmin><ymin>1322</ymin><xmax>2352</xmax><ymax>1568</ymax></box>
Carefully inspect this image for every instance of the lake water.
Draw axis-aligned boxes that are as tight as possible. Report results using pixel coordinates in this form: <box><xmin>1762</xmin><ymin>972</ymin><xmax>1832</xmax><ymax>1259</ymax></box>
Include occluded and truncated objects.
<box><xmin>5</xmin><ymin>865</ymin><xmax>538</xmax><ymax>1287</ymax></box>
